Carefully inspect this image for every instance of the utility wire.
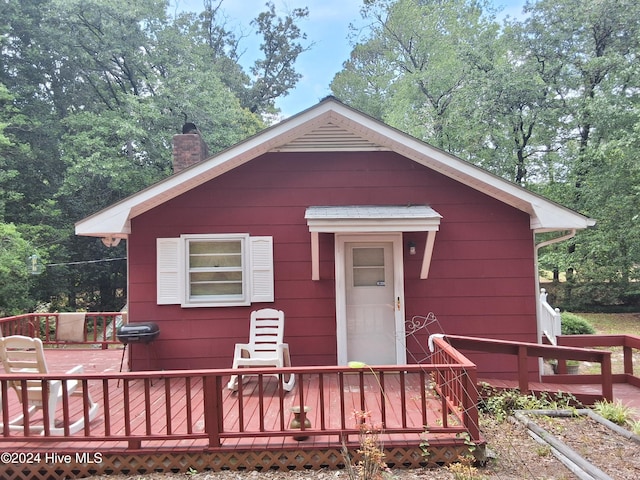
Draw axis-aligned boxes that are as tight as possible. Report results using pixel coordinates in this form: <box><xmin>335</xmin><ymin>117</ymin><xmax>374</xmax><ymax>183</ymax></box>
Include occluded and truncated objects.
<box><xmin>46</xmin><ymin>257</ymin><xmax>126</xmax><ymax>267</ymax></box>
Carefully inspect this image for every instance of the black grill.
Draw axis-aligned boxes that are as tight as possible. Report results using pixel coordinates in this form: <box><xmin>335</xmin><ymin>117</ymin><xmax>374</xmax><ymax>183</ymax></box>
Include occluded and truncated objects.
<box><xmin>117</xmin><ymin>322</ymin><xmax>160</xmax><ymax>344</ymax></box>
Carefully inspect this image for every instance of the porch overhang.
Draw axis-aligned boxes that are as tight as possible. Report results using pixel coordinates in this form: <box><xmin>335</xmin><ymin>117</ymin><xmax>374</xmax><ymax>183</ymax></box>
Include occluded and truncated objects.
<box><xmin>305</xmin><ymin>205</ymin><xmax>442</xmax><ymax>280</ymax></box>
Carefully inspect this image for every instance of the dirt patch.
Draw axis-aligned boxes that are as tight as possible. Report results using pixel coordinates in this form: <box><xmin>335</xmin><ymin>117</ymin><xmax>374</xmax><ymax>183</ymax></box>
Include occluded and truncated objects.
<box><xmin>531</xmin><ymin>414</ymin><xmax>640</xmax><ymax>480</ymax></box>
<box><xmin>478</xmin><ymin>417</ymin><xmax>581</xmax><ymax>479</ymax></box>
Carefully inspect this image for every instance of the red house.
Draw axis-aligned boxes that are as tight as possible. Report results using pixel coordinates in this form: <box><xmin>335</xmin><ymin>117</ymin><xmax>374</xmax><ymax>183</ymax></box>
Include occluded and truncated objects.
<box><xmin>75</xmin><ymin>97</ymin><xmax>594</xmax><ymax>378</ymax></box>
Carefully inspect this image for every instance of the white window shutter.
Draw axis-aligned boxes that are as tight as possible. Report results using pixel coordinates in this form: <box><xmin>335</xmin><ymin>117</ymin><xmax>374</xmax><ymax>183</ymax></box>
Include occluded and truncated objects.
<box><xmin>249</xmin><ymin>236</ymin><xmax>274</xmax><ymax>303</ymax></box>
<box><xmin>157</xmin><ymin>238</ymin><xmax>181</xmax><ymax>305</ymax></box>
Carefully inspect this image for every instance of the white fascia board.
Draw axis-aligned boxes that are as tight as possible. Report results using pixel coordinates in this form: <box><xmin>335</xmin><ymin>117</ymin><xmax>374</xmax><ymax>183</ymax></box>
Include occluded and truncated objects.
<box><xmin>528</xmin><ymin>200</ymin><xmax>596</xmax><ymax>231</ymax></box>
<box><xmin>305</xmin><ymin>205</ymin><xmax>442</xmax><ymax>233</ymax></box>
<box><xmin>308</xmin><ymin>218</ymin><xmax>441</xmax><ymax>233</ymax></box>
<box><xmin>75</xmin><ymin>98</ymin><xmax>595</xmax><ymax>237</ymax></box>
<box><xmin>75</xmin><ymin>209</ymin><xmax>132</xmax><ymax>237</ymax></box>
<box><xmin>76</xmin><ymin>106</ymin><xmax>338</xmax><ymax>238</ymax></box>
<box><xmin>327</xmin><ymin>104</ymin><xmax>595</xmax><ymax>232</ymax></box>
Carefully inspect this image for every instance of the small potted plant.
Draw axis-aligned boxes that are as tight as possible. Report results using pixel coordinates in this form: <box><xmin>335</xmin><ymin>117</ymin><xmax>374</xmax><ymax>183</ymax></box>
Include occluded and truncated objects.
<box><xmin>549</xmin><ymin>359</ymin><xmax>579</xmax><ymax>374</ymax></box>
<box><xmin>566</xmin><ymin>360</ymin><xmax>580</xmax><ymax>374</ymax></box>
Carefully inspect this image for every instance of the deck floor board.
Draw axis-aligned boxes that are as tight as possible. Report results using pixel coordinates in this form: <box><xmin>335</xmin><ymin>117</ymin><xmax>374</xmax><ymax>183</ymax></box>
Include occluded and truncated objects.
<box><xmin>1</xmin><ymin>348</ymin><xmax>638</xmax><ymax>455</ymax></box>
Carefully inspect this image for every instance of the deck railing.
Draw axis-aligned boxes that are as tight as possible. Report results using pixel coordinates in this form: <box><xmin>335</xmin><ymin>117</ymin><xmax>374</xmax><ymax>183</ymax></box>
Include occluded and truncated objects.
<box><xmin>0</xmin><ymin>312</ymin><xmax>124</xmax><ymax>347</ymax></box>
<box><xmin>428</xmin><ymin>335</ymin><xmax>480</xmax><ymax>440</ymax></box>
<box><xmin>539</xmin><ymin>288</ymin><xmax>562</xmax><ymax>345</ymax></box>
<box><xmin>436</xmin><ymin>334</ymin><xmax>614</xmax><ymax>401</ymax></box>
<box><xmin>0</xmin><ymin>363</ymin><xmax>480</xmax><ymax>448</ymax></box>
<box><xmin>556</xmin><ymin>334</ymin><xmax>640</xmax><ymax>387</ymax></box>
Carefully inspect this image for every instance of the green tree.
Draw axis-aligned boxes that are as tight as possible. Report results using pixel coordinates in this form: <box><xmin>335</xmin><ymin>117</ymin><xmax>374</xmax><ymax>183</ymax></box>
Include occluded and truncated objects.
<box><xmin>526</xmin><ymin>0</ymin><xmax>640</xmax><ymax>297</ymax></box>
<box><xmin>332</xmin><ymin>0</ymin><xmax>499</xmax><ymax>152</ymax></box>
<box><xmin>0</xmin><ymin>84</ymin><xmax>11</xmax><ymax>150</ymax></box>
<box><xmin>0</xmin><ymin>223</ymin><xmax>35</xmax><ymax>316</ymax></box>
<box><xmin>189</xmin><ymin>1</ymin><xmax>311</xmax><ymax>115</ymax></box>
<box><xmin>522</xmin><ymin>0</ymin><xmax>640</xmax><ymax>196</ymax></box>
<box><xmin>246</xmin><ymin>2</ymin><xmax>311</xmax><ymax>114</ymax></box>
<box><xmin>564</xmin><ymin>124</ymin><xmax>640</xmax><ymax>299</ymax></box>
<box><xmin>461</xmin><ymin>21</ymin><xmax>565</xmax><ymax>184</ymax></box>
<box><xmin>329</xmin><ymin>39</ymin><xmax>391</xmax><ymax>120</ymax></box>
<box><xmin>0</xmin><ymin>83</ymin><xmax>24</xmax><ymax>222</ymax></box>
<box><xmin>0</xmin><ymin>1</ymin><xmax>68</xmax><ymax>227</ymax></box>
<box><xmin>0</xmin><ymin>0</ymin><xmax>310</xmax><ymax>312</ymax></box>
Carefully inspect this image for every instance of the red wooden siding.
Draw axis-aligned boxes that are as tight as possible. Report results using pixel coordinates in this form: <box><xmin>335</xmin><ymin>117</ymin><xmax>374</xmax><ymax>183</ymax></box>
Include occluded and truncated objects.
<box><xmin>127</xmin><ymin>151</ymin><xmax>536</xmax><ymax>377</ymax></box>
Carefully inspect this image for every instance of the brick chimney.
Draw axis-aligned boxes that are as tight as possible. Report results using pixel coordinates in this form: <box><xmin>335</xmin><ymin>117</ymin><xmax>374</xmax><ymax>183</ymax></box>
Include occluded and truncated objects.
<box><xmin>172</xmin><ymin>131</ymin><xmax>209</xmax><ymax>173</ymax></box>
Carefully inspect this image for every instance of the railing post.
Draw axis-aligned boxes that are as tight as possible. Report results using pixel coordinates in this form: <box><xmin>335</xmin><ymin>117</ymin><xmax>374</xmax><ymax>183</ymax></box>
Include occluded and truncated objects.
<box><xmin>462</xmin><ymin>366</ymin><xmax>480</xmax><ymax>441</ymax></box>
<box><xmin>203</xmin><ymin>374</ymin><xmax>222</xmax><ymax>447</ymax></box>
<box><xmin>623</xmin><ymin>345</ymin><xmax>633</xmax><ymax>376</ymax></box>
<box><xmin>540</xmin><ymin>287</ymin><xmax>548</xmax><ymax>303</ymax></box>
<box><xmin>518</xmin><ymin>345</ymin><xmax>529</xmax><ymax>394</ymax></box>
<box><xmin>28</xmin><ymin>316</ymin><xmax>36</xmax><ymax>338</ymax></box>
<box><xmin>601</xmin><ymin>352</ymin><xmax>613</xmax><ymax>402</ymax></box>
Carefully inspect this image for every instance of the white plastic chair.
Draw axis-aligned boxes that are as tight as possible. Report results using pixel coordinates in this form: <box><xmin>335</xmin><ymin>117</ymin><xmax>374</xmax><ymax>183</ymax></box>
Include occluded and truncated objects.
<box><xmin>0</xmin><ymin>335</ymin><xmax>99</xmax><ymax>435</ymax></box>
<box><xmin>227</xmin><ymin>308</ymin><xmax>295</xmax><ymax>392</ymax></box>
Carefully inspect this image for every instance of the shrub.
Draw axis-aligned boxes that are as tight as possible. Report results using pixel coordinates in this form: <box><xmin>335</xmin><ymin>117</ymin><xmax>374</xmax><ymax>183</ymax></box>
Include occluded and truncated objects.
<box><xmin>342</xmin><ymin>411</ymin><xmax>389</xmax><ymax>480</ymax></box>
<box><xmin>593</xmin><ymin>399</ymin><xmax>636</xmax><ymax>426</ymax></box>
<box><xmin>561</xmin><ymin>312</ymin><xmax>595</xmax><ymax>335</ymax></box>
<box><xmin>479</xmin><ymin>388</ymin><xmax>579</xmax><ymax>422</ymax></box>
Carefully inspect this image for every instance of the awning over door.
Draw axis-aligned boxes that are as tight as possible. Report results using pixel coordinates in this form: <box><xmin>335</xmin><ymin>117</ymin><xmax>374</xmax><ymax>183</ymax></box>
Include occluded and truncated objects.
<box><xmin>305</xmin><ymin>205</ymin><xmax>442</xmax><ymax>280</ymax></box>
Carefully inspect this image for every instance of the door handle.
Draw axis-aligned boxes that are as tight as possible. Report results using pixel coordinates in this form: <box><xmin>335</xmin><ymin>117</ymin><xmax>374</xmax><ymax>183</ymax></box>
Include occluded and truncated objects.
<box><xmin>397</xmin><ymin>297</ymin><xmax>401</xmax><ymax>310</ymax></box>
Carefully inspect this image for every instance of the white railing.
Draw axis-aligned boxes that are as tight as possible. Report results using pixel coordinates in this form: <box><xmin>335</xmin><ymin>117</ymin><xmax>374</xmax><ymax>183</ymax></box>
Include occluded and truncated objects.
<box><xmin>540</xmin><ymin>288</ymin><xmax>561</xmax><ymax>345</ymax></box>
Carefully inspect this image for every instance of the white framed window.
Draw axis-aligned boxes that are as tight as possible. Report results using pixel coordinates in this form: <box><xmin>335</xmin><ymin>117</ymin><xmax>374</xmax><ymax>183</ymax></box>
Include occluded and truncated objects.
<box><xmin>186</xmin><ymin>234</ymin><xmax>247</xmax><ymax>304</ymax></box>
<box><xmin>157</xmin><ymin>234</ymin><xmax>274</xmax><ymax>307</ymax></box>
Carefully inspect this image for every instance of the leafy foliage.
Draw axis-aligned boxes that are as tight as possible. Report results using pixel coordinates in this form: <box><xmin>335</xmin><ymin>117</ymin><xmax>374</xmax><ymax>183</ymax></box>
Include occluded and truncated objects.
<box><xmin>0</xmin><ymin>224</ymin><xmax>35</xmax><ymax>316</ymax></box>
<box><xmin>334</xmin><ymin>0</ymin><xmax>640</xmax><ymax>305</ymax></box>
<box><xmin>593</xmin><ymin>399</ymin><xmax>637</xmax><ymax>426</ymax></box>
<box><xmin>560</xmin><ymin>312</ymin><xmax>596</xmax><ymax>335</ymax></box>
<box><xmin>479</xmin><ymin>385</ymin><xmax>579</xmax><ymax>422</ymax></box>
<box><xmin>0</xmin><ymin>0</ymin><xmax>308</xmax><ymax>312</ymax></box>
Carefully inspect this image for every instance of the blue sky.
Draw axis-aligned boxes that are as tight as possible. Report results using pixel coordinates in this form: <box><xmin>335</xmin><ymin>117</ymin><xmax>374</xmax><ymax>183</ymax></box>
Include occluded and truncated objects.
<box><xmin>175</xmin><ymin>0</ymin><xmax>528</xmax><ymax>117</ymax></box>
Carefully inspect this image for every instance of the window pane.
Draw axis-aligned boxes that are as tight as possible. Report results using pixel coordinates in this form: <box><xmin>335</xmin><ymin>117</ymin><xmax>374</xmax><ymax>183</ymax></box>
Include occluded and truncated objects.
<box><xmin>353</xmin><ymin>247</ymin><xmax>384</xmax><ymax>267</ymax></box>
<box><xmin>187</xmin><ymin>238</ymin><xmax>244</xmax><ymax>300</ymax></box>
<box><xmin>189</xmin><ymin>241</ymin><xmax>242</xmax><ymax>268</ymax></box>
<box><xmin>190</xmin><ymin>271</ymin><xmax>243</xmax><ymax>283</ymax></box>
<box><xmin>190</xmin><ymin>241</ymin><xmax>240</xmax><ymax>255</ymax></box>
<box><xmin>353</xmin><ymin>247</ymin><xmax>385</xmax><ymax>287</ymax></box>
<box><xmin>190</xmin><ymin>272</ymin><xmax>243</xmax><ymax>296</ymax></box>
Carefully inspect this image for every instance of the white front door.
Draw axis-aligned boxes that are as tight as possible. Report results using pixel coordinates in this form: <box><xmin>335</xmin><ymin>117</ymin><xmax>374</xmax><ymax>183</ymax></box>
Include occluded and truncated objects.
<box><xmin>336</xmin><ymin>234</ymin><xmax>406</xmax><ymax>365</ymax></box>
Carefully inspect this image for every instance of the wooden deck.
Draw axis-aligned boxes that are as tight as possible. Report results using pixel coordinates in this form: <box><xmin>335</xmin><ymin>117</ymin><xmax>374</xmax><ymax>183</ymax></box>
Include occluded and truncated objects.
<box><xmin>1</xmin><ymin>329</ymin><xmax>639</xmax><ymax>479</ymax></box>
<box><xmin>0</xmin><ymin>347</ymin><xmax>468</xmax><ymax>448</ymax></box>
<box><xmin>0</xmin><ymin>347</ymin><xmax>477</xmax><ymax>479</ymax></box>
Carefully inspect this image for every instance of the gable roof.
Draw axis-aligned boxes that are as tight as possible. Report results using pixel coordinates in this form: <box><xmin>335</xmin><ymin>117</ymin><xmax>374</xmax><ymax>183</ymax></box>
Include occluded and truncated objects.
<box><xmin>75</xmin><ymin>97</ymin><xmax>595</xmax><ymax>239</ymax></box>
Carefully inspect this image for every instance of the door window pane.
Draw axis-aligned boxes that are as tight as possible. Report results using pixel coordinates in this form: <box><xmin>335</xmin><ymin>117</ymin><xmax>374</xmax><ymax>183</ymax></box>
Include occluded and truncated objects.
<box><xmin>353</xmin><ymin>247</ymin><xmax>384</xmax><ymax>287</ymax></box>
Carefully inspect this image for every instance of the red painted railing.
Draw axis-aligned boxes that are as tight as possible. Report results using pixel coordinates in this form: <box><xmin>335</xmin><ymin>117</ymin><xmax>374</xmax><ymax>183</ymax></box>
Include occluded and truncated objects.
<box><xmin>438</xmin><ymin>334</ymin><xmax>615</xmax><ymax>401</ymax></box>
<box><xmin>556</xmin><ymin>334</ymin><xmax>640</xmax><ymax>387</ymax></box>
<box><xmin>429</xmin><ymin>336</ymin><xmax>480</xmax><ymax>441</ymax></box>
<box><xmin>0</xmin><ymin>363</ymin><xmax>480</xmax><ymax>449</ymax></box>
<box><xmin>0</xmin><ymin>312</ymin><xmax>123</xmax><ymax>347</ymax></box>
